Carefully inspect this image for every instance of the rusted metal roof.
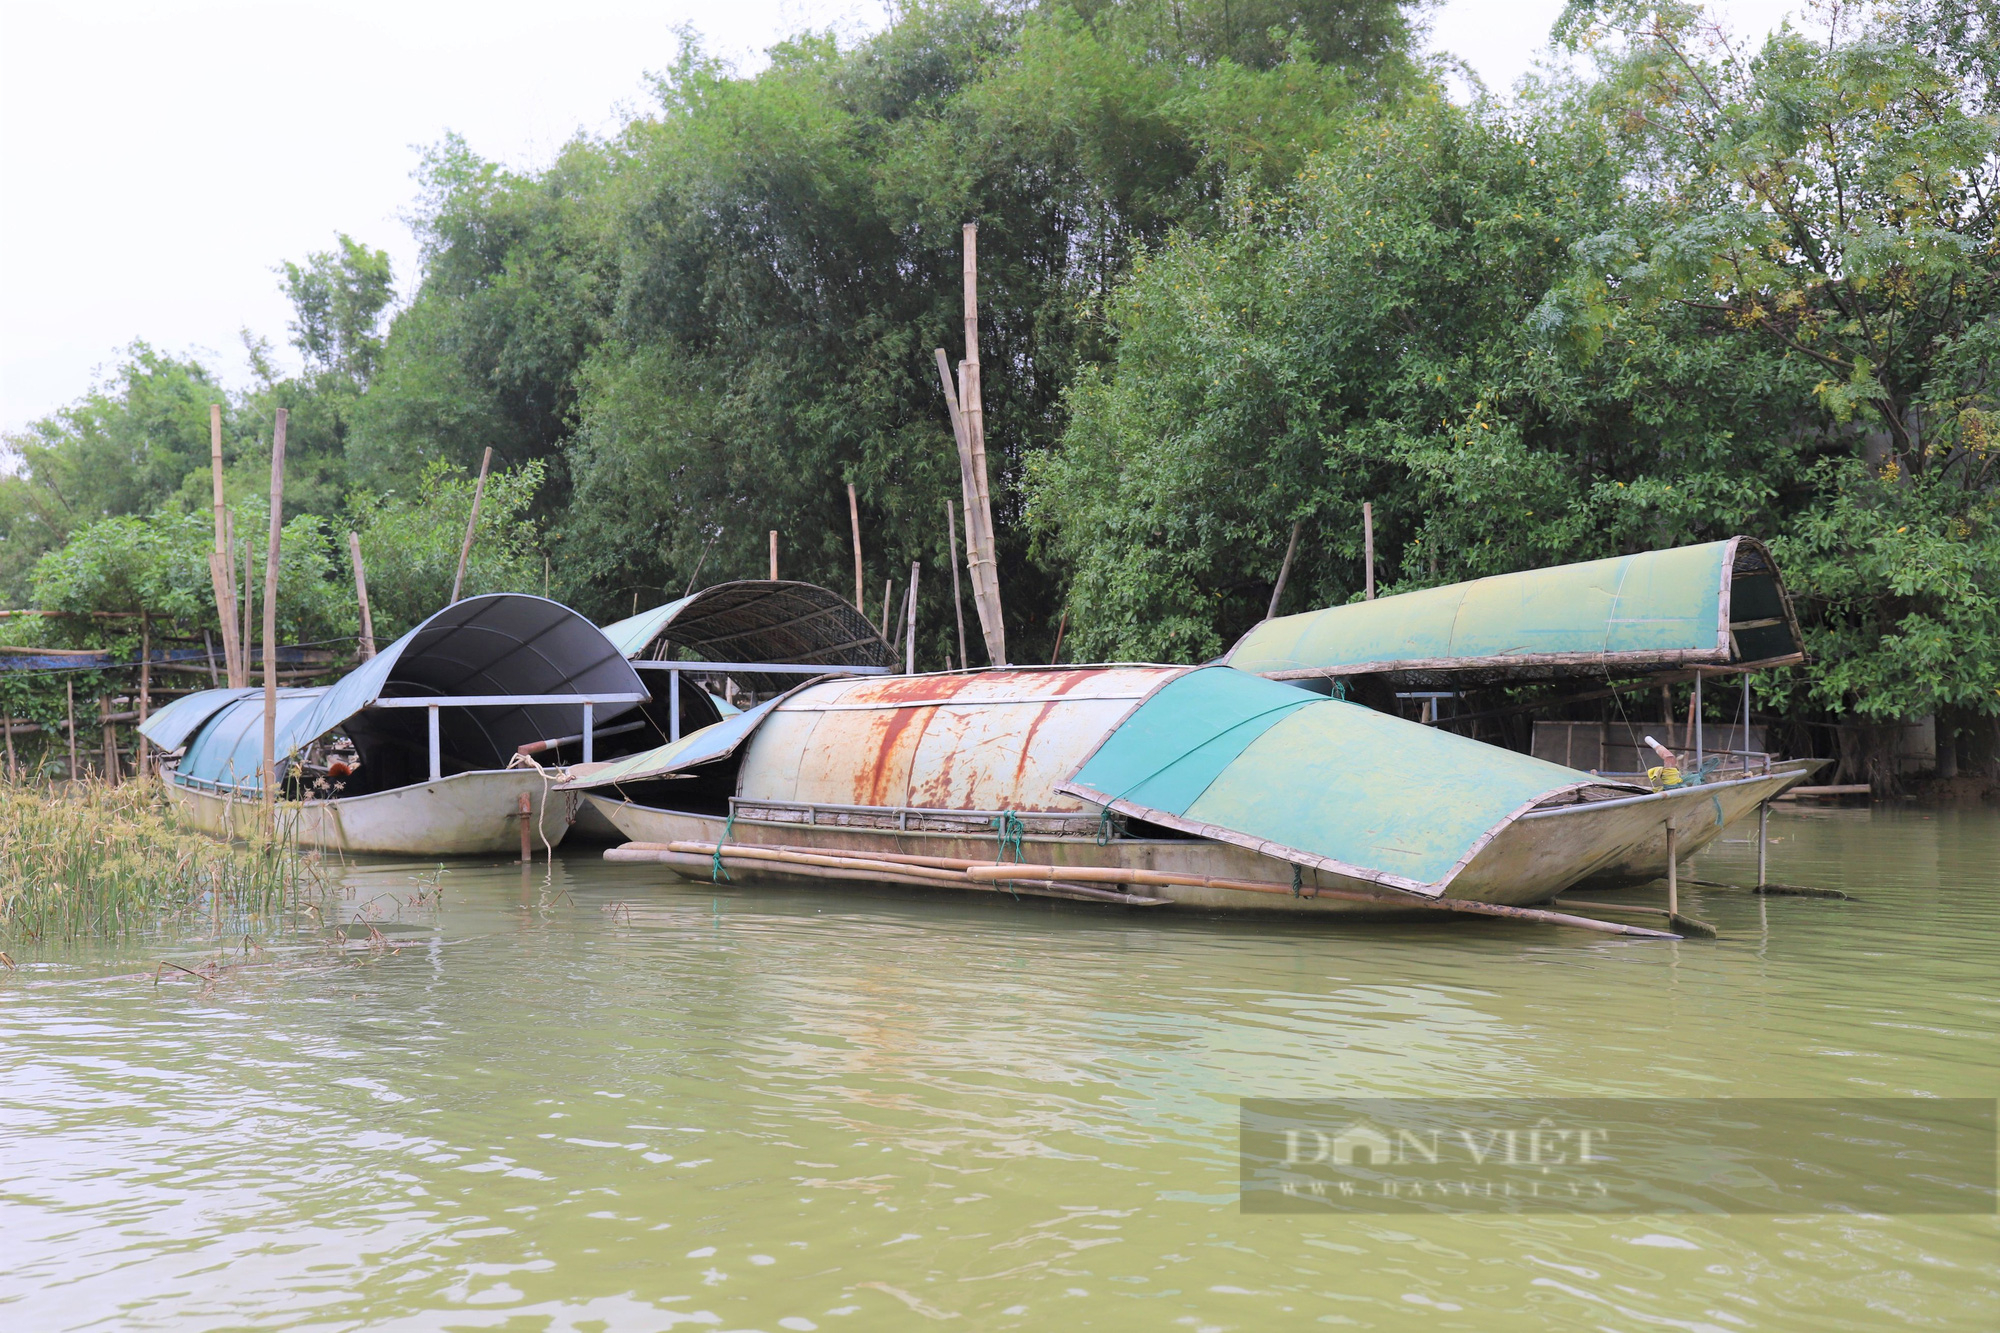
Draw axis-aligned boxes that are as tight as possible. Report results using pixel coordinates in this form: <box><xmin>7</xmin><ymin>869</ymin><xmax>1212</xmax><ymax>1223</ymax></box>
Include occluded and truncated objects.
<box><xmin>738</xmin><ymin>667</ymin><xmax>1181</xmax><ymax>813</ymax></box>
<box><xmin>600</xmin><ymin>580</ymin><xmax>893</xmax><ymax>696</ymax></box>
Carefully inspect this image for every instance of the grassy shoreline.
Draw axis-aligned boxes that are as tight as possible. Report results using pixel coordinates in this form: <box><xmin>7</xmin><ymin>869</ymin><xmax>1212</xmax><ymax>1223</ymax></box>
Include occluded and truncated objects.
<box><xmin>0</xmin><ymin>779</ymin><xmax>320</xmax><ymax>945</ymax></box>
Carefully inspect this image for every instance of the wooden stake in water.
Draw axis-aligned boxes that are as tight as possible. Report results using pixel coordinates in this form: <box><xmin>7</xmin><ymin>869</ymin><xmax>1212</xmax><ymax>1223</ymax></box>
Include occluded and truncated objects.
<box><xmin>450</xmin><ymin>446</ymin><xmax>493</xmax><ymax>605</ymax></box>
<box><xmin>66</xmin><ymin>679</ymin><xmax>77</xmax><ymax>781</ymax></box>
<box><xmin>207</xmin><ymin>403</ymin><xmax>243</xmax><ymax>688</ymax></box>
<box><xmin>1665</xmin><ymin>823</ymin><xmax>1679</xmax><ymax>921</ymax></box>
<box><xmin>3</xmin><ymin>706</ymin><xmax>15</xmax><ymax>783</ymax></box>
<box><xmin>1757</xmin><ymin>803</ymin><xmax>1769</xmax><ymax>889</ymax></box>
<box><xmin>100</xmin><ymin>696</ymin><xmax>118</xmax><ymax>786</ymax></box>
<box><xmin>519</xmin><ymin>791</ymin><xmax>532</xmax><ymax>864</ymax></box>
<box><xmin>262</xmin><ymin>409</ymin><xmax>287</xmax><ymax>824</ymax></box>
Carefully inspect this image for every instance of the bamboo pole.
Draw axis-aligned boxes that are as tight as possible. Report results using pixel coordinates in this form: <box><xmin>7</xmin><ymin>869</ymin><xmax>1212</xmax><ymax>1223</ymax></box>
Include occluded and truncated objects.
<box><xmin>905</xmin><ymin>561</ymin><xmax>920</xmax><ymax>674</ymax></box>
<box><xmin>891</xmin><ymin>581</ymin><xmax>910</xmax><ymax>654</ymax></box>
<box><xmin>880</xmin><ymin>579</ymin><xmax>894</xmax><ymax>639</ymax></box>
<box><xmin>959</xmin><ymin>863</ymin><xmax>1679</xmax><ymax>937</ymax></box>
<box><xmin>207</xmin><ymin>403</ymin><xmax>244</xmax><ymax>689</ymax></box>
<box><xmin>347</xmin><ymin>532</ymin><xmax>376</xmax><ymax>660</ymax></box>
<box><xmin>65</xmin><ymin>679</ymin><xmax>77</xmax><ymax>780</ymax></box>
<box><xmin>1665</xmin><ymin>824</ymin><xmax>1679</xmax><ymax>921</ymax></box>
<box><xmin>137</xmin><ymin>611</ymin><xmax>151</xmax><ymax>775</ymax></box>
<box><xmin>201</xmin><ymin>630</ymin><xmax>219</xmax><ymax>686</ymax></box>
<box><xmin>261</xmin><ymin>409</ymin><xmax>286</xmax><ymax>822</ymax></box>
<box><xmin>946</xmin><ymin>500</ymin><xmax>967</xmax><ymax>671</ymax></box>
<box><xmin>642</xmin><ymin>841</ymin><xmax>1164</xmax><ymax>906</ymax></box>
<box><xmin>1363</xmin><ymin>501</ymin><xmax>1375</xmax><ymax>600</ymax></box>
<box><xmin>768</xmin><ymin>529</ymin><xmax>778</xmax><ymax>581</ymax></box>
<box><xmin>1268</xmin><ymin>520</ymin><xmax>1301</xmax><ymax>620</ymax></box>
<box><xmin>3</xmin><ymin>706</ymin><xmax>14</xmax><ymax>783</ymax></box>
<box><xmin>99</xmin><ymin>695</ymin><xmax>117</xmax><ymax>785</ymax></box>
<box><xmin>961</xmin><ymin>222</ymin><xmax>1006</xmax><ymax>663</ymax></box>
<box><xmin>1757</xmin><ymin>803</ymin><xmax>1769</xmax><ymax>888</ymax></box>
<box><xmin>934</xmin><ymin>349</ymin><xmax>999</xmax><ymax>661</ymax></box>
<box><xmin>241</xmin><ymin>537</ymin><xmax>253</xmax><ymax>686</ymax></box>
<box><xmin>1049</xmin><ymin>609</ymin><xmax>1067</xmax><ymax>665</ymax></box>
<box><xmin>450</xmin><ymin>446</ymin><xmax>493</xmax><ymax>605</ymax></box>
<box><xmin>847</xmin><ymin>484</ymin><xmax>864</xmax><ymax>611</ymax></box>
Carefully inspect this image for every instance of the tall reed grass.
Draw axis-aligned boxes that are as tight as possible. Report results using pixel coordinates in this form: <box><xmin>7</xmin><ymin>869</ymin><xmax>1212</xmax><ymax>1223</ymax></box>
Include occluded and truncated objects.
<box><xmin>0</xmin><ymin>779</ymin><xmax>319</xmax><ymax>942</ymax></box>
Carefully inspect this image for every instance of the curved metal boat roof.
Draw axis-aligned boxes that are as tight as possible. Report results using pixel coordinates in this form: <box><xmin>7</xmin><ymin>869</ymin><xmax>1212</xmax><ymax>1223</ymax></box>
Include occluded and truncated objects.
<box><xmin>564</xmin><ymin>663</ymin><xmax>1639</xmax><ymax>898</ymax></box>
<box><xmin>145</xmin><ymin>594</ymin><xmax>645</xmax><ymax>793</ymax></box>
<box><xmin>1224</xmin><ymin>537</ymin><xmax>1803</xmax><ymax>686</ymax></box>
<box><xmin>601</xmin><ymin>580</ymin><xmax>892</xmax><ymax>696</ymax></box>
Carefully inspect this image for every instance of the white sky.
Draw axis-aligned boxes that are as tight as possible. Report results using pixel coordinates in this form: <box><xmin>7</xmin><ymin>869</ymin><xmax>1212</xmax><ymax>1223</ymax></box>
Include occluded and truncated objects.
<box><xmin>0</xmin><ymin>1</ymin><xmax>1807</xmax><ymax>437</ymax></box>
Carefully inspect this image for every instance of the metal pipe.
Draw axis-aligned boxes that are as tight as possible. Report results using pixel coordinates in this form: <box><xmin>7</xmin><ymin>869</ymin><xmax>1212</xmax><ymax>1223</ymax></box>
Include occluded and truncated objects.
<box><xmin>669</xmin><ymin>670</ymin><xmax>681</xmax><ymax>742</ymax></box>
<box><xmin>427</xmin><ymin>705</ymin><xmax>441</xmax><ymax>782</ymax></box>
<box><xmin>582</xmin><ymin>703</ymin><xmax>595</xmax><ymax>765</ymax></box>
<box><xmin>1694</xmin><ymin>671</ymin><xmax>1704</xmax><ymax>770</ymax></box>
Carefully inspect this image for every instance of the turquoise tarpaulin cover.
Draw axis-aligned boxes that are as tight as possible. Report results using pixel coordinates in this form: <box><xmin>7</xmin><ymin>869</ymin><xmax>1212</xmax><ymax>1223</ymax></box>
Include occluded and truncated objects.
<box><xmin>1059</xmin><ymin>667</ymin><xmax>1622</xmax><ymax>897</ymax></box>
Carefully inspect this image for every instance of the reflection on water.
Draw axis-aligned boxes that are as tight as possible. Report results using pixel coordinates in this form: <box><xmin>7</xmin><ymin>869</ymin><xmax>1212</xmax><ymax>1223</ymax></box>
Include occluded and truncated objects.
<box><xmin>2</xmin><ymin>806</ymin><xmax>1995</xmax><ymax>1330</ymax></box>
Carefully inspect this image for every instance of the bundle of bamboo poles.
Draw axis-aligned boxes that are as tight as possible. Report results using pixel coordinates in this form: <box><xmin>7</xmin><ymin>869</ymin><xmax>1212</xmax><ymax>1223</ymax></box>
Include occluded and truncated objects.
<box><xmin>933</xmin><ymin>224</ymin><xmax>1005</xmax><ymax>666</ymax></box>
<box><xmin>606</xmin><ymin>839</ymin><xmax>1683</xmax><ymax>937</ymax></box>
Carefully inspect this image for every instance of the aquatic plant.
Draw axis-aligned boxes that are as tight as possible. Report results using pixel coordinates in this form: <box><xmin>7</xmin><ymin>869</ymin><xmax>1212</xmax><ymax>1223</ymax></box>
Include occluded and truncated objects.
<box><xmin>0</xmin><ymin>779</ymin><xmax>321</xmax><ymax>942</ymax></box>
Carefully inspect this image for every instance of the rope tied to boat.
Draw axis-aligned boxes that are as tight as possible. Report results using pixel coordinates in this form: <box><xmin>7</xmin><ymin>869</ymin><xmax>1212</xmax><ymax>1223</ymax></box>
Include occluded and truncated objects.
<box><xmin>992</xmin><ymin>810</ymin><xmax>1026</xmax><ymax>899</ymax></box>
<box><xmin>1095</xmin><ymin>805</ymin><xmax>1115</xmax><ymax>847</ymax></box>
<box><xmin>711</xmin><ymin>811</ymin><xmax>735</xmax><ymax>883</ymax></box>
<box><xmin>1291</xmin><ymin>864</ymin><xmax>1303</xmax><ymax>898</ymax></box>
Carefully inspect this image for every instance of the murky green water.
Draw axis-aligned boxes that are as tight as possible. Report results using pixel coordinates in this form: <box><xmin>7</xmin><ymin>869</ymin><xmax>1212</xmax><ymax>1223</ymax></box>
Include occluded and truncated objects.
<box><xmin>3</xmin><ymin>806</ymin><xmax>1995</xmax><ymax>1330</ymax></box>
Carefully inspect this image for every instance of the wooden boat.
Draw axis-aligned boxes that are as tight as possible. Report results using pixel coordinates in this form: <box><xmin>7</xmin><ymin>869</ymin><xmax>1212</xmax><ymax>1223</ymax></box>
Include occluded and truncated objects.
<box><xmin>560</xmin><ymin>664</ymin><xmax>1812</xmax><ymax>924</ymax></box>
<box><xmin>140</xmin><ymin>594</ymin><xmax>649</xmax><ymax>856</ymax></box>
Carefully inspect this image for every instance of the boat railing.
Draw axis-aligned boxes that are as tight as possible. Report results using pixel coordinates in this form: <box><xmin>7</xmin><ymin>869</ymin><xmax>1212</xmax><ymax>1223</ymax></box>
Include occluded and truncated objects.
<box><xmin>730</xmin><ymin>796</ymin><xmax>1105</xmax><ymax>839</ymax></box>
<box><xmin>630</xmin><ymin>660</ymin><xmax>891</xmax><ymax>741</ymax></box>
<box><xmin>369</xmin><ymin>692</ymin><xmax>652</xmax><ymax>778</ymax></box>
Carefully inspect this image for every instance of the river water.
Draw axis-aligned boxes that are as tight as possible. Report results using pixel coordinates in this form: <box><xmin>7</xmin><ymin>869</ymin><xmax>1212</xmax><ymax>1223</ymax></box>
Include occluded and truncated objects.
<box><xmin>2</xmin><ymin>805</ymin><xmax>1995</xmax><ymax>1330</ymax></box>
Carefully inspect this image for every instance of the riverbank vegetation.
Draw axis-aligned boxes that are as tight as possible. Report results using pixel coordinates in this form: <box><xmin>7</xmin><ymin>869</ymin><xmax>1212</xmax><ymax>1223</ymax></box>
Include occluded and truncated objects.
<box><xmin>1</xmin><ymin>0</ymin><xmax>1994</xmax><ymax>784</ymax></box>
<box><xmin>0</xmin><ymin>780</ymin><xmax>319</xmax><ymax>943</ymax></box>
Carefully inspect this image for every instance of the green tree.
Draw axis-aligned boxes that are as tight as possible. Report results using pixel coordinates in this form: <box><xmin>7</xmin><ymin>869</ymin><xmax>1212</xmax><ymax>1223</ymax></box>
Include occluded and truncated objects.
<box><xmin>346</xmin><ymin>459</ymin><xmax>549</xmax><ymax>638</ymax></box>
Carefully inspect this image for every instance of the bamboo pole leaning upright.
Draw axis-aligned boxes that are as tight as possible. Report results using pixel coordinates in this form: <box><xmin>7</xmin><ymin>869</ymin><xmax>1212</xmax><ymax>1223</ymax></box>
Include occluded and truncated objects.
<box><xmin>934</xmin><ymin>350</ymin><xmax>994</xmax><ymax>654</ymax></box>
<box><xmin>769</xmin><ymin>530</ymin><xmax>778</xmax><ymax>581</ymax></box>
<box><xmin>137</xmin><ymin>611</ymin><xmax>151</xmax><ymax>775</ymax></box>
<box><xmin>99</xmin><ymin>695</ymin><xmax>117</xmax><ymax>786</ymax></box>
<box><xmin>905</xmin><ymin>561</ymin><xmax>921</xmax><ymax>674</ymax></box>
<box><xmin>451</xmin><ymin>447</ymin><xmax>493</xmax><ymax>605</ymax></box>
<box><xmin>1363</xmin><ymin>502</ymin><xmax>1375</xmax><ymax>601</ymax></box>
<box><xmin>1267</xmin><ymin>520</ymin><xmax>1301</xmax><ymax>620</ymax></box>
<box><xmin>961</xmin><ymin>227</ymin><xmax>1003</xmax><ymax>660</ymax></box>
<box><xmin>207</xmin><ymin>403</ymin><xmax>244</xmax><ymax>688</ymax></box>
<box><xmin>65</xmin><ymin>679</ymin><xmax>77</xmax><ymax>781</ymax></box>
<box><xmin>261</xmin><ymin>409</ymin><xmax>287</xmax><ymax>825</ymax></box>
<box><xmin>847</xmin><ymin>484</ymin><xmax>865</xmax><ymax>611</ymax></box>
<box><xmin>347</xmin><ymin>533</ymin><xmax>376</xmax><ymax>660</ymax></box>
<box><xmin>945</xmin><ymin>499</ymin><xmax>967</xmax><ymax>671</ymax></box>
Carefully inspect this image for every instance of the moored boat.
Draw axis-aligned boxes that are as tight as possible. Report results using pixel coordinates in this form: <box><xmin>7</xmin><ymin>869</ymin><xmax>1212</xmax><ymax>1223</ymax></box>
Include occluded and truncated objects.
<box><xmin>141</xmin><ymin>594</ymin><xmax>648</xmax><ymax>855</ymax></box>
<box><xmin>560</xmin><ymin>663</ymin><xmax>1811</xmax><ymax>920</ymax></box>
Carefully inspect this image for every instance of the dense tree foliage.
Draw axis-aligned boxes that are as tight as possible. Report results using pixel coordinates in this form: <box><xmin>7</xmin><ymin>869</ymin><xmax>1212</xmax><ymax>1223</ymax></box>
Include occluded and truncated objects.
<box><xmin>1</xmin><ymin>0</ymin><xmax>1992</xmax><ymax>778</ymax></box>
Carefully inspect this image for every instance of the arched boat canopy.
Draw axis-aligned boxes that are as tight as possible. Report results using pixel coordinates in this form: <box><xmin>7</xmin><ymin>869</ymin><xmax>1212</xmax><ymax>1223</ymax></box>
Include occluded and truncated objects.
<box><xmin>563</xmin><ymin>664</ymin><xmax>1642</xmax><ymax>899</ymax></box>
<box><xmin>601</xmin><ymin>580</ymin><xmax>892</xmax><ymax>698</ymax></box>
<box><xmin>144</xmin><ymin>594</ymin><xmax>646</xmax><ymax>794</ymax></box>
<box><xmin>1224</xmin><ymin>537</ymin><xmax>1803</xmax><ymax>687</ymax></box>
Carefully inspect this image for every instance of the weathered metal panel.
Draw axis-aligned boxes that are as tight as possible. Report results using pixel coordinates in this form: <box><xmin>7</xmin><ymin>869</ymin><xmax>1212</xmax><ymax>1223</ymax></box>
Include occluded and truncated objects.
<box><xmin>735</xmin><ymin>667</ymin><xmax>1178</xmax><ymax>812</ymax></box>
<box><xmin>1226</xmin><ymin>537</ymin><xmax>1802</xmax><ymax>679</ymax></box>
<box><xmin>1060</xmin><ymin>666</ymin><xmax>1637</xmax><ymax>897</ymax></box>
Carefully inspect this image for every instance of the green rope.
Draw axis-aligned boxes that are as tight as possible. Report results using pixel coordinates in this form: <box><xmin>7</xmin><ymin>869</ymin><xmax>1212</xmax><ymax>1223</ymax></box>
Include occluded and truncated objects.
<box><xmin>711</xmin><ymin>810</ymin><xmax>735</xmax><ymax>883</ymax></box>
<box><xmin>1329</xmin><ymin>678</ymin><xmax>1348</xmax><ymax>701</ymax></box>
<box><xmin>992</xmin><ymin>810</ymin><xmax>1026</xmax><ymax>863</ymax></box>
<box><xmin>1096</xmin><ymin>806</ymin><xmax>1116</xmax><ymax>847</ymax></box>
<box><xmin>1292</xmin><ymin>864</ymin><xmax>1303</xmax><ymax>898</ymax></box>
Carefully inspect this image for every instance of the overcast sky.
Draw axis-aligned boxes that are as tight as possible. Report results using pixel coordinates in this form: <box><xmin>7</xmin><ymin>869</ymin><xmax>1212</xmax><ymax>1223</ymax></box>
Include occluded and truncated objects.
<box><xmin>0</xmin><ymin>1</ymin><xmax>1805</xmax><ymax>437</ymax></box>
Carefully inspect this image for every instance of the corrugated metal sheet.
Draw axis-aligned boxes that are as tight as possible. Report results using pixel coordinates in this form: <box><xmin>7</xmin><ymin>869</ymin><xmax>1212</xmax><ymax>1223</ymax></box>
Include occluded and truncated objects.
<box><xmin>1225</xmin><ymin>537</ymin><xmax>1803</xmax><ymax>683</ymax></box>
<box><xmin>737</xmin><ymin>667</ymin><xmax>1181</xmax><ymax>812</ymax></box>
<box><xmin>1059</xmin><ymin>667</ymin><xmax>1638</xmax><ymax>897</ymax></box>
<box><xmin>601</xmin><ymin>580</ymin><xmax>892</xmax><ymax>696</ymax></box>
